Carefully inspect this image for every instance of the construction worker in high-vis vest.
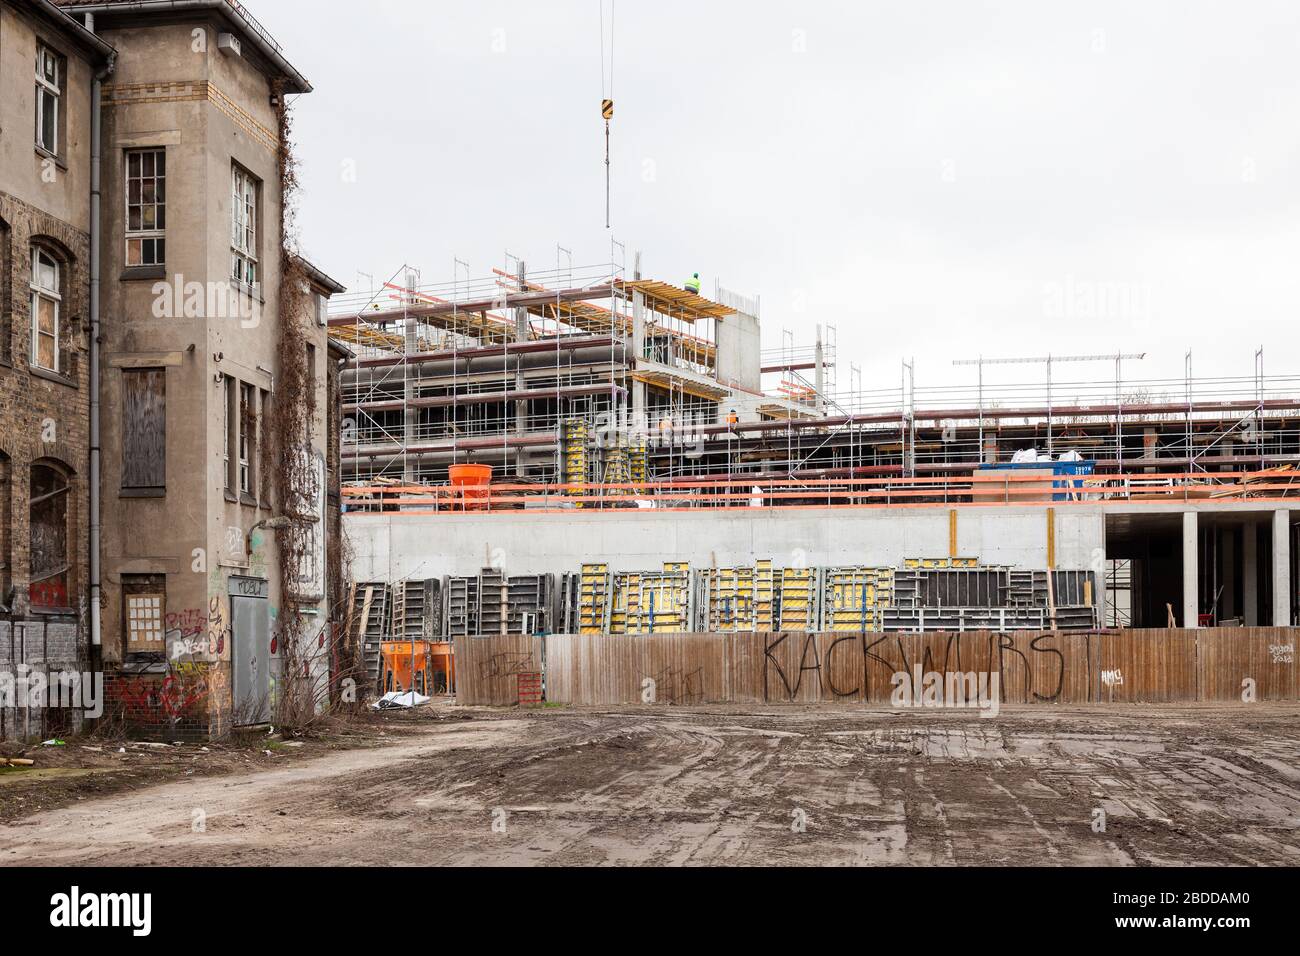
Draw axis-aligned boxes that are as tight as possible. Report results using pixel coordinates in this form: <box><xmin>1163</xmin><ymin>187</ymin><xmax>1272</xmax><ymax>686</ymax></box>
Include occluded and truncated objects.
<box><xmin>685</xmin><ymin>272</ymin><xmax>700</xmax><ymax>294</ymax></box>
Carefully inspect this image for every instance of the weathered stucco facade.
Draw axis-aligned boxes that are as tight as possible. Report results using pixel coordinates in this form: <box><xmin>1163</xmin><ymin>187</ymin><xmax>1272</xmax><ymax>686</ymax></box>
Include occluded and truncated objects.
<box><xmin>1</xmin><ymin>0</ymin><xmax>343</xmax><ymax>740</ymax></box>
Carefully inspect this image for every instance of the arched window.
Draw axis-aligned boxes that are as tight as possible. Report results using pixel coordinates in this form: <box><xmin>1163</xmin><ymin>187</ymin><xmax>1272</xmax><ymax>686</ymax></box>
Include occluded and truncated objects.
<box><xmin>30</xmin><ymin>245</ymin><xmax>62</xmax><ymax>373</ymax></box>
<box><xmin>30</xmin><ymin>461</ymin><xmax>70</xmax><ymax>609</ymax></box>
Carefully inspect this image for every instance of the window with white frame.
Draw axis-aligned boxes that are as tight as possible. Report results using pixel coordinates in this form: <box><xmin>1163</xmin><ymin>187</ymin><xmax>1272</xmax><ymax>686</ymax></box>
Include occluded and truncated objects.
<box><xmin>35</xmin><ymin>44</ymin><xmax>61</xmax><ymax>155</ymax></box>
<box><xmin>125</xmin><ymin>591</ymin><xmax>164</xmax><ymax>650</ymax></box>
<box><xmin>126</xmin><ymin>149</ymin><xmax>166</xmax><ymax>267</ymax></box>
<box><xmin>231</xmin><ymin>164</ymin><xmax>258</xmax><ymax>287</ymax></box>
<box><xmin>29</xmin><ymin>246</ymin><xmax>60</xmax><ymax>373</ymax></box>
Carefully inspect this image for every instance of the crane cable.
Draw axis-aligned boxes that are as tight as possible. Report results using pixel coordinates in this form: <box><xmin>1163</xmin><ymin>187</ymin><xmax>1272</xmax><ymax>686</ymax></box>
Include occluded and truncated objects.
<box><xmin>600</xmin><ymin>1</ymin><xmax>614</xmax><ymax>229</ymax></box>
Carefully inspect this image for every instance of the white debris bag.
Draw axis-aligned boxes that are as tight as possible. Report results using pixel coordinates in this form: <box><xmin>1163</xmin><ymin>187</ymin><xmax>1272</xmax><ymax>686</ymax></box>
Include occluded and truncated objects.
<box><xmin>372</xmin><ymin>691</ymin><xmax>432</xmax><ymax>710</ymax></box>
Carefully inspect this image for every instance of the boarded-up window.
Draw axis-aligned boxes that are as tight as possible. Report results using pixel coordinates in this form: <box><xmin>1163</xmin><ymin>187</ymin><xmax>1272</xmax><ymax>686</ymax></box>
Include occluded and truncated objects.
<box><xmin>123</xmin><ymin>575</ymin><xmax>166</xmax><ymax>653</ymax></box>
<box><xmin>123</xmin><ymin>369</ymin><xmax>166</xmax><ymax>489</ymax></box>
<box><xmin>30</xmin><ymin>463</ymin><xmax>70</xmax><ymax>609</ymax></box>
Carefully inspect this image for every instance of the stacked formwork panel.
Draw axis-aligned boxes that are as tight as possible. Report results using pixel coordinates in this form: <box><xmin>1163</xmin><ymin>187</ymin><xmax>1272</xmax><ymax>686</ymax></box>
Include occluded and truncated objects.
<box><xmin>576</xmin><ymin>563</ymin><xmax>612</xmax><ymax>634</ymax></box>
<box><xmin>443</xmin><ymin>574</ymin><xmax>480</xmax><ymax>637</ymax></box>
<box><xmin>777</xmin><ymin>567</ymin><xmax>820</xmax><ymax>631</ymax></box>
<box><xmin>393</xmin><ymin>579</ymin><xmax>441</xmax><ymax>641</ymax></box>
<box><xmin>696</xmin><ymin>566</ymin><xmax>757</xmax><ymax>632</ymax></box>
<box><xmin>629</xmin><ymin>441</ymin><xmax>648</xmax><ymax>486</ymax></box>
<box><xmin>559</xmin><ymin>573</ymin><xmax>579</xmax><ymax>632</ymax></box>
<box><xmin>504</xmin><ymin>573</ymin><xmax>557</xmax><ymax>634</ymax></box>
<box><xmin>754</xmin><ymin>560</ymin><xmax>776</xmax><ymax>630</ymax></box>
<box><xmin>355</xmin><ymin>560</ymin><xmax>1099</xmax><ymax>650</ymax></box>
<box><xmin>346</xmin><ymin>582</ymin><xmax>392</xmax><ymax>687</ymax></box>
<box><xmin>904</xmin><ymin>557</ymin><xmax>980</xmax><ymax>569</ymax></box>
<box><xmin>448</xmin><ymin>570</ymin><xmax>558</xmax><ymax>636</ymax></box>
<box><xmin>611</xmin><ymin>563</ymin><xmax>692</xmax><ymax>634</ymax></box>
<box><xmin>477</xmin><ymin>568</ymin><xmax>510</xmax><ymax>635</ymax></box>
<box><xmin>822</xmin><ymin>567</ymin><xmax>894</xmax><ymax>632</ymax></box>
<box><xmin>575</xmin><ymin>563</ymin><xmax>814</xmax><ymax>635</ymax></box>
<box><xmin>563</xmin><ymin>419</ymin><xmax>589</xmax><ymax>505</ymax></box>
<box><xmin>883</xmin><ymin>566</ymin><xmax>1098</xmax><ymax>632</ymax></box>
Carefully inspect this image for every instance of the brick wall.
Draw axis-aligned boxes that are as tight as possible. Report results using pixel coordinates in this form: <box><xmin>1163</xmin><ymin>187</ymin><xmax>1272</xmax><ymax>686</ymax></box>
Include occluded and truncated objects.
<box><xmin>0</xmin><ymin>190</ymin><xmax>92</xmax><ymax>624</ymax></box>
<box><xmin>104</xmin><ymin>661</ymin><xmax>230</xmax><ymax>742</ymax></box>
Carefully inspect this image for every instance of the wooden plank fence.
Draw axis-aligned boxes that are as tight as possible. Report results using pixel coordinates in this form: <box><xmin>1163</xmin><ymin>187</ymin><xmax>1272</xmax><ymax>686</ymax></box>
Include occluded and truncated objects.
<box><xmin>452</xmin><ymin>634</ymin><xmax>545</xmax><ymax>706</ymax></box>
<box><xmin>453</xmin><ymin>628</ymin><xmax>1298</xmax><ymax>706</ymax></box>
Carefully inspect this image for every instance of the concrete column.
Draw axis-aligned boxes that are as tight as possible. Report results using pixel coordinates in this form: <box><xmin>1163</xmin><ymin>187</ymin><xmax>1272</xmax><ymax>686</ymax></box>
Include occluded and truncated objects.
<box><xmin>1218</xmin><ymin>526</ymin><xmax>1235</xmax><ymax>620</ymax></box>
<box><xmin>1273</xmin><ymin>510</ymin><xmax>1291</xmax><ymax>626</ymax></box>
<box><xmin>1243</xmin><ymin>523</ymin><xmax>1259</xmax><ymax>626</ymax></box>
<box><xmin>1182</xmin><ymin>511</ymin><xmax>1198</xmax><ymax>628</ymax></box>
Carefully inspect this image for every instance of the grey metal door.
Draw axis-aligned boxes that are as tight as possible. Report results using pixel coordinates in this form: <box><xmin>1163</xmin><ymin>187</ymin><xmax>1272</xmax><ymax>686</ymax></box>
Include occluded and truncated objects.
<box><xmin>230</xmin><ymin>577</ymin><xmax>271</xmax><ymax>725</ymax></box>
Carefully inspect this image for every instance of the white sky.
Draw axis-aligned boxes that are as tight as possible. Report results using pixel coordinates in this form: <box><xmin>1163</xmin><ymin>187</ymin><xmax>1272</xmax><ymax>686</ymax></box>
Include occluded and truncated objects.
<box><xmin>257</xmin><ymin>0</ymin><xmax>1300</xmax><ymax>393</ymax></box>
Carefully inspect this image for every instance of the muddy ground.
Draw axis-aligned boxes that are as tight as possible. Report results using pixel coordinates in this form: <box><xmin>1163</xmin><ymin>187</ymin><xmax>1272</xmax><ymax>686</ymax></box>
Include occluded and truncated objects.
<box><xmin>1</xmin><ymin>702</ymin><xmax>1298</xmax><ymax>865</ymax></box>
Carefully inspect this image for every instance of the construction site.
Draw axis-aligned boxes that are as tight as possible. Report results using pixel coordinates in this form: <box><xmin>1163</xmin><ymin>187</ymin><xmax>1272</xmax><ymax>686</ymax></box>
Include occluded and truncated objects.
<box><xmin>4</xmin><ymin>0</ymin><xmax>1298</xmax><ymax>903</ymax></box>
<box><xmin>327</xmin><ymin>256</ymin><xmax>1300</xmax><ymax>702</ymax></box>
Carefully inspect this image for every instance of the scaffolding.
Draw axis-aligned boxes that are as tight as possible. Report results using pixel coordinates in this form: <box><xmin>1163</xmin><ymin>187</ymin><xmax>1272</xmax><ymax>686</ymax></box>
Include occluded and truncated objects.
<box><xmin>334</xmin><ymin>258</ymin><xmax>785</xmax><ymax>486</ymax></box>
<box><xmin>332</xmin><ymin>256</ymin><xmax>1300</xmax><ymax>499</ymax></box>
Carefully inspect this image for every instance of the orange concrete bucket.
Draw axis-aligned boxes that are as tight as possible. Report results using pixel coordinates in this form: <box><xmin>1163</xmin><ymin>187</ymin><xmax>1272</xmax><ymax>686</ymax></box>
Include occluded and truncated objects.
<box><xmin>448</xmin><ymin>463</ymin><xmax>493</xmax><ymax>511</ymax></box>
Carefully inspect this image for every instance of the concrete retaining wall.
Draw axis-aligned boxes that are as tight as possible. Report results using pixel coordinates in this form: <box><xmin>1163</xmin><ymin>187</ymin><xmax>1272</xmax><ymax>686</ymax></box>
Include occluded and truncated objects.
<box><xmin>346</xmin><ymin>505</ymin><xmax>1105</xmax><ymax>580</ymax></box>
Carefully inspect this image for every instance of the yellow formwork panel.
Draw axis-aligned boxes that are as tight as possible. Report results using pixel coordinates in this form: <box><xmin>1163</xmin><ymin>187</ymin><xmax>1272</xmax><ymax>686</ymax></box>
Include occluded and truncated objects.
<box><xmin>611</xmin><ymin>567</ymin><xmax>690</xmax><ymax>634</ymax></box>
<box><xmin>602</xmin><ymin>445</ymin><xmax>631</xmax><ymax>490</ymax></box>
<box><xmin>754</xmin><ymin>559</ymin><xmax>774</xmax><ymax>631</ymax></box>
<box><xmin>904</xmin><ymin>557</ymin><xmax>979</xmax><ymax>569</ymax></box>
<box><xmin>563</xmin><ymin>419</ymin><xmax>589</xmax><ymax>507</ymax></box>
<box><xmin>579</xmin><ymin>562</ymin><xmax>609</xmax><ymax>634</ymax></box>
<box><xmin>629</xmin><ymin>443</ymin><xmax>648</xmax><ymax>484</ymax></box>
<box><xmin>823</xmin><ymin>566</ymin><xmax>893</xmax><ymax>631</ymax></box>
<box><xmin>778</xmin><ymin>567</ymin><xmax>817</xmax><ymax>631</ymax></box>
<box><xmin>702</xmin><ymin>566</ymin><xmax>758</xmax><ymax>632</ymax></box>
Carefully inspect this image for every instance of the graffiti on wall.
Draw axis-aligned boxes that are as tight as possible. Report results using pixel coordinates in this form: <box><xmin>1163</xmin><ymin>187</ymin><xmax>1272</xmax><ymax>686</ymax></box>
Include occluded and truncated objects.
<box><xmin>762</xmin><ymin>631</ymin><xmax>1077</xmax><ymax>704</ymax></box>
<box><xmin>114</xmin><ymin>663</ymin><xmax>212</xmax><ymax>720</ymax></box>
<box><xmin>162</xmin><ymin>597</ymin><xmax>230</xmax><ymax>662</ymax></box>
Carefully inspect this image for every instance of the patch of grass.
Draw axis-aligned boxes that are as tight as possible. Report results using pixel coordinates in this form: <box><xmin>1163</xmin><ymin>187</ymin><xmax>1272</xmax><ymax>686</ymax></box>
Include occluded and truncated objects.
<box><xmin>541</xmin><ymin>701</ymin><xmax>567</xmax><ymax>709</ymax></box>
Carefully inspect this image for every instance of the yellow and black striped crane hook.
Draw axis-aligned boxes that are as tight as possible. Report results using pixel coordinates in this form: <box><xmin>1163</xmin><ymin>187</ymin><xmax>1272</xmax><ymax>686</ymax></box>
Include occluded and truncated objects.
<box><xmin>602</xmin><ymin>99</ymin><xmax>613</xmax><ymax>228</ymax></box>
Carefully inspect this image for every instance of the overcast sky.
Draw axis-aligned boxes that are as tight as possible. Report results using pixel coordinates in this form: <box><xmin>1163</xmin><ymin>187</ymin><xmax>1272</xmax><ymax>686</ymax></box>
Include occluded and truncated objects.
<box><xmin>257</xmin><ymin>0</ymin><xmax>1300</xmax><ymax>394</ymax></box>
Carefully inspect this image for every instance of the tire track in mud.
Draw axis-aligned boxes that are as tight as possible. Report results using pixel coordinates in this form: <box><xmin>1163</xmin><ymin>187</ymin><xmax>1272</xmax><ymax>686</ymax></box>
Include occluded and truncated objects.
<box><xmin>2</xmin><ymin>705</ymin><xmax>1299</xmax><ymax>866</ymax></box>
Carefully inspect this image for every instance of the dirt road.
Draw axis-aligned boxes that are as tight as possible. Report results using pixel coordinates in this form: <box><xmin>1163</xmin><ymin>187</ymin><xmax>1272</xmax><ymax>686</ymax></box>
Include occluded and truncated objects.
<box><xmin>3</xmin><ymin>703</ymin><xmax>1299</xmax><ymax>865</ymax></box>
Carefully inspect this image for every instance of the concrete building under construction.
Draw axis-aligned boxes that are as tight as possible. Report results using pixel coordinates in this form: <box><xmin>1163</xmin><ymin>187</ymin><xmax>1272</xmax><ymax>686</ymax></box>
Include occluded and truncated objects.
<box><xmin>332</xmin><ymin>255</ymin><xmax>1300</xmax><ymax>688</ymax></box>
